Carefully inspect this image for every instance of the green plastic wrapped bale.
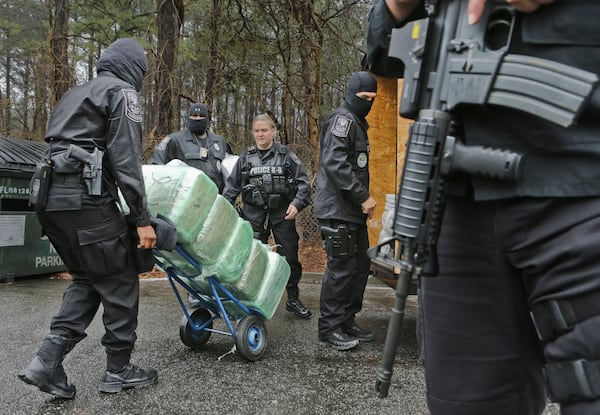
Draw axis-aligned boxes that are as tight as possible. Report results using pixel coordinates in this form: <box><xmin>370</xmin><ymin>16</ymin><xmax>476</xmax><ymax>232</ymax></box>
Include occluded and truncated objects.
<box><xmin>224</xmin><ymin>239</ymin><xmax>269</xmax><ymax>301</ymax></box>
<box><xmin>142</xmin><ymin>162</ymin><xmax>218</xmax><ymax>245</ymax></box>
<box><xmin>250</xmin><ymin>250</ymin><xmax>291</xmax><ymax>319</ymax></box>
<box><xmin>202</xmin><ymin>217</ymin><xmax>254</xmax><ymax>283</ymax></box>
<box><xmin>188</xmin><ymin>195</ymin><xmax>240</xmax><ymax>265</ymax></box>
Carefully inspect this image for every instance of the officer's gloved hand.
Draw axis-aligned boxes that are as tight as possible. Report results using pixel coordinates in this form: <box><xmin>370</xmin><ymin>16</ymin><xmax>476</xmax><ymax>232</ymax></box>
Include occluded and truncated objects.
<box><xmin>150</xmin><ymin>214</ymin><xmax>177</xmax><ymax>251</ymax></box>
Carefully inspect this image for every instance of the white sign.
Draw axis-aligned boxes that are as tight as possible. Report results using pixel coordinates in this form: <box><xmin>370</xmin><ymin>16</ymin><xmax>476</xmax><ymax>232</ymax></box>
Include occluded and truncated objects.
<box><xmin>0</xmin><ymin>215</ymin><xmax>26</xmax><ymax>247</ymax></box>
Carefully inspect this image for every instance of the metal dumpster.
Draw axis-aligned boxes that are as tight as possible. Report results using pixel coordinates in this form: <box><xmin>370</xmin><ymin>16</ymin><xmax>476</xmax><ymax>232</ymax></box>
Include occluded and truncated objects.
<box><xmin>0</xmin><ymin>136</ymin><xmax>66</xmax><ymax>281</ymax></box>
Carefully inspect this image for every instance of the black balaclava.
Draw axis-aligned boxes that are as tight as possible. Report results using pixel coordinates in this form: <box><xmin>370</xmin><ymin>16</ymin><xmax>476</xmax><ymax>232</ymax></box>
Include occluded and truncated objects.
<box><xmin>96</xmin><ymin>38</ymin><xmax>147</xmax><ymax>93</ymax></box>
<box><xmin>188</xmin><ymin>103</ymin><xmax>210</xmax><ymax>135</ymax></box>
<box><xmin>344</xmin><ymin>71</ymin><xmax>378</xmax><ymax>119</ymax></box>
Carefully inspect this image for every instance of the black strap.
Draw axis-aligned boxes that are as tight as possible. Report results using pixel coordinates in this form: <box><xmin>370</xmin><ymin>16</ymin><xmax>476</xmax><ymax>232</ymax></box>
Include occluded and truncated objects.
<box><xmin>530</xmin><ymin>291</ymin><xmax>600</xmax><ymax>342</ymax></box>
<box><xmin>545</xmin><ymin>359</ymin><xmax>600</xmax><ymax>403</ymax></box>
<box><xmin>247</xmin><ymin>149</ymin><xmax>261</xmax><ymax>167</ymax></box>
<box><xmin>51</xmin><ymin>172</ymin><xmax>82</xmax><ymax>184</ymax></box>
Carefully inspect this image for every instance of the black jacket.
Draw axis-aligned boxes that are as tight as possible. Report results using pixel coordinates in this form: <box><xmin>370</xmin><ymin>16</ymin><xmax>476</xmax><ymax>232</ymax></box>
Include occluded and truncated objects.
<box><xmin>151</xmin><ymin>129</ymin><xmax>228</xmax><ymax>192</ymax></box>
<box><xmin>313</xmin><ymin>105</ymin><xmax>370</xmax><ymax>225</ymax></box>
<box><xmin>366</xmin><ymin>0</ymin><xmax>600</xmax><ymax>200</ymax></box>
<box><xmin>44</xmin><ymin>38</ymin><xmax>151</xmax><ymax>226</ymax></box>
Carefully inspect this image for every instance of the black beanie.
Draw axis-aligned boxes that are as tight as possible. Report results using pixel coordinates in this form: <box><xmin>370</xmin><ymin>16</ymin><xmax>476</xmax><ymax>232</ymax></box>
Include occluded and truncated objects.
<box><xmin>188</xmin><ymin>103</ymin><xmax>209</xmax><ymax>118</ymax></box>
<box><xmin>347</xmin><ymin>71</ymin><xmax>378</xmax><ymax>95</ymax></box>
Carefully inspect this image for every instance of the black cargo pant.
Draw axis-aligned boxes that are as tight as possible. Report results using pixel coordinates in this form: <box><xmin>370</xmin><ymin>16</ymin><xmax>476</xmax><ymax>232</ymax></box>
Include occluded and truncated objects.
<box><xmin>318</xmin><ymin>221</ymin><xmax>370</xmax><ymax>336</ymax></box>
<box><xmin>36</xmin><ymin>191</ymin><xmax>139</xmax><ymax>371</ymax></box>
<box><xmin>421</xmin><ymin>196</ymin><xmax>600</xmax><ymax>415</ymax></box>
<box><xmin>252</xmin><ymin>213</ymin><xmax>302</xmax><ymax>300</ymax></box>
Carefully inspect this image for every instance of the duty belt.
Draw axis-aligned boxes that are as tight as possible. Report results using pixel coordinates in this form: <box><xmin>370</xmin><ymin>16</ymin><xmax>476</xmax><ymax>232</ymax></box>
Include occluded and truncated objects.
<box><xmin>51</xmin><ymin>172</ymin><xmax>82</xmax><ymax>184</ymax></box>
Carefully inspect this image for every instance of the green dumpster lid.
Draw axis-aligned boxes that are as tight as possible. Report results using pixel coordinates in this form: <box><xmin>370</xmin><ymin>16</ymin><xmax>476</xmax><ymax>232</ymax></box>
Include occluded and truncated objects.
<box><xmin>0</xmin><ymin>136</ymin><xmax>47</xmax><ymax>174</ymax></box>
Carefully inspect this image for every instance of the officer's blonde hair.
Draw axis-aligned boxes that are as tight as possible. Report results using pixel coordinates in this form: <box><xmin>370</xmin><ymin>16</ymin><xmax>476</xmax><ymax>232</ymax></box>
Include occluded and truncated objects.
<box><xmin>252</xmin><ymin>113</ymin><xmax>276</xmax><ymax>130</ymax></box>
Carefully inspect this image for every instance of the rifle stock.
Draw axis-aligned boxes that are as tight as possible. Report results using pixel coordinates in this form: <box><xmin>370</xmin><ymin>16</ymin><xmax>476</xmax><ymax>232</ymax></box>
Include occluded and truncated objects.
<box><xmin>369</xmin><ymin>0</ymin><xmax>598</xmax><ymax>398</ymax></box>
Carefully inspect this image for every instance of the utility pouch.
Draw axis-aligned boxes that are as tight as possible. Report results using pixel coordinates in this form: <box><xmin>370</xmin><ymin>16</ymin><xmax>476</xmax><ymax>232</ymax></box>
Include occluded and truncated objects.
<box><xmin>268</xmin><ymin>194</ymin><xmax>282</xmax><ymax>209</ymax></box>
<box><xmin>29</xmin><ymin>160</ymin><xmax>53</xmax><ymax>209</ymax></box>
<box><xmin>320</xmin><ymin>224</ymin><xmax>357</xmax><ymax>257</ymax></box>
<box><xmin>252</xmin><ymin>187</ymin><xmax>266</xmax><ymax>207</ymax></box>
<box><xmin>272</xmin><ymin>175</ymin><xmax>288</xmax><ymax>194</ymax></box>
<box><xmin>261</xmin><ymin>174</ymin><xmax>274</xmax><ymax>193</ymax></box>
<box><xmin>243</xmin><ymin>184</ymin><xmax>267</xmax><ymax>208</ymax></box>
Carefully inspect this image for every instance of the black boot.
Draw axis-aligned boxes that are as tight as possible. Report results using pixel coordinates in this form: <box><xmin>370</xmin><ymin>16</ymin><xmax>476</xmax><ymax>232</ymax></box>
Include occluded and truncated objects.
<box><xmin>18</xmin><ymin>335</ymin><xmax>76</xmax><ymax>399</ymax></box>
<box><xmin>318</xmin><ymin>331</ymin><xmax>359</xmax><ymax>351</ymax></box>
<box><xmin>342</xmin><ymin>321</ymin><xmax>374</xmax><ymax>342</ymax></box>
<box><xmin>285</xmin><ymin>298</ymin><xmax>312</xmax><ymax>318</ymax></box>
<box><xmin>98</xmin><ymin>363</ymin><xmax>158</xmax><ymax>393</ymax></box>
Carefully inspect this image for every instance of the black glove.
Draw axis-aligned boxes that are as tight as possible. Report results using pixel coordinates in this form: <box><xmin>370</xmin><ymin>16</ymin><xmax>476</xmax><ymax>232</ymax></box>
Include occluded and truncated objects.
<box><xmin>150</xmin><ymin>213</ymin><xmax>178</xmax><ymax>251</ymax></box>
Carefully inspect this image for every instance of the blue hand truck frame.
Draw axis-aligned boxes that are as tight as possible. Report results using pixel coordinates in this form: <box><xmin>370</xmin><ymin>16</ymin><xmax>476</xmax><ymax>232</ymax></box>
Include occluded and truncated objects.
<box><xmin>153</xmin><ymin>244</ymin><xmax>268</xmax><ymax>361</ymax></box>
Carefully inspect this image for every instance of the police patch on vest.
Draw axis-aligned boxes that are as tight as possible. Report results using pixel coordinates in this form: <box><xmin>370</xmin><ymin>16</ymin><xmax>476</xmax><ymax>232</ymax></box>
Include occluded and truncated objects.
<box><xmin>123</xmin><ymin>89</ymin><xmax>142</xmax><ymax>123</ymax></box>
<box><xmin>213</xmin><ymin>142</ymin><xmax>221</xmax><ymax>152</ymax></box>
<box><xmin>331</xmin><ymin>115</ymin><xmax>352</xmax><ymax>137</ymax></box>
<box><xmin>357</xmin><ymin>152</ymin><xmax>368</xmax><ymax>168</ymax></box>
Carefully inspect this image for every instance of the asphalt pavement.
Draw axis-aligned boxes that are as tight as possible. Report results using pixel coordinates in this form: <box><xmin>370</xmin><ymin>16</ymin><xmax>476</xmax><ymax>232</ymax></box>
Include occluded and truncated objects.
<box><xmin>0</xmin><ymin>275</ymin><xmax>560</xmax><ymax>415</ymax></box>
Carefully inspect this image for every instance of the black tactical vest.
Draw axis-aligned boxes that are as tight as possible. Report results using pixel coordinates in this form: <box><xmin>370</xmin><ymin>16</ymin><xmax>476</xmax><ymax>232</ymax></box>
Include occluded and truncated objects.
<box><xmin>241</xmin><ymin>145</ymin><xmax>293</xmax><ymax>209</ymax></box>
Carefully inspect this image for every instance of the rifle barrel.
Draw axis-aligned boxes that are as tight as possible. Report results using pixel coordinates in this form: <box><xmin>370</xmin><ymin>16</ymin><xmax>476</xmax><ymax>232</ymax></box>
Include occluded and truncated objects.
<box><xmin>375</xmin><ymin>254</ymin><xmax>415</xmax><ymax>398</ymax></box>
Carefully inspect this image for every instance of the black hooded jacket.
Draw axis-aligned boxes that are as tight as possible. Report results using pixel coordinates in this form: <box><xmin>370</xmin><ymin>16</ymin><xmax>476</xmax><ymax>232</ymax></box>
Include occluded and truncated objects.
<box><xmin>313</xmin><ymin>104</ymin><xmax>371</xmax><ymax>225</ymax></box>
<box><xmin>44</xmin><ymin>38</ymin><xmax>151</xmax><ymax>226</ymax></box>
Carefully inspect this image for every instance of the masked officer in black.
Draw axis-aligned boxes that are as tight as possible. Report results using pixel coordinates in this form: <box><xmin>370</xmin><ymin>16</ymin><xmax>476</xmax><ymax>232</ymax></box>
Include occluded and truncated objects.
<box><xmin>367</xmin><ymin>1</ymin><xmax>600</xmax><ymax>414</ymax></box>
<box><xmin>223</xmin><ymin>113</ymin><xmax>312</xmax><ymax>319</ymax></box>
<box><xmin>19</xmin><ymin>38</ymin><xmax>158</xmax><ymax>398</ymax></box>
<box><xmin>150</xmin><ymin>102</ymin><xmax>229</xmax><ymax>193</ymax></box>
<box><xmin>151</xmin><ymin>102</ymin><xmax>232</xmax><ymax>307</ymax></box>
<box><xmin>313</xmin><ymin>71</ymin><xmax>378</xmax><ymax>351</ymax></box>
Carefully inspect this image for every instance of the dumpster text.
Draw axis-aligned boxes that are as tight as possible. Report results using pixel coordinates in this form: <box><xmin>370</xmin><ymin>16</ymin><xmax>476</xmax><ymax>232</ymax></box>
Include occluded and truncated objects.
<box><xmin>35</xmin><ymin>243</ymin><xmax>64</xmax><ymax>268</ymax></box>
<box><xmin>0</xmin><ymin>186</ymin><xmax>30</xmax><ymax>196</ymax></box>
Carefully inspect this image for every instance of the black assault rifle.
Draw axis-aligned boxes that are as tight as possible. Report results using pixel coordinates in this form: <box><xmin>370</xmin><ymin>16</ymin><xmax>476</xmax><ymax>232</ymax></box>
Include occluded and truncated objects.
<box><xmin>367</xmin><ymin>0</ymin><xmax>599</xmax><ymax>398</ymax></box>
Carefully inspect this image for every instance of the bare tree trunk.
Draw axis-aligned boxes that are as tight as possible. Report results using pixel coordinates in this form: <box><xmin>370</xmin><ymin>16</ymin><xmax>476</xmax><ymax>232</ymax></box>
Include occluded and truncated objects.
<box><xmin>155</xmin><ymin>0</ymin><xmax>184</xmax><ymax>138</ymax></box>
<box><xmin>32</xmin><ymin>55</ymin><xmax>49</xmax><ymax>140</ymax></box>
<box><xmin>0</xmin><ymin>85</ymin><xmax>2</xmax><ymax>133</ymax></box>
<box><xmin>281</xmin><ymin>79</ymin><xmax>292</xmax><ymax>145</ymax></box>
<box><xmin>205</xmin><ymin>0</ymin><xmax>220</xmax><ymax>112</ymax></box>
<box><xmin>309</xmin><ymin>42</ymin><xmax>323</xmax><ymax>161</ymax></box>
<box><xmin>292</xmin><ymin>1</ymin><xmax>323</xmax><ymax>170</ymax></box>
<box><xmin>48</xmin><ymin>0</ymin><xmax>72</xmax><ymax>105</ymax></box>
<box><xmin>2</xmin><ymin>53</ymin><xmax>10</xmax><ymax>135</ymax></box>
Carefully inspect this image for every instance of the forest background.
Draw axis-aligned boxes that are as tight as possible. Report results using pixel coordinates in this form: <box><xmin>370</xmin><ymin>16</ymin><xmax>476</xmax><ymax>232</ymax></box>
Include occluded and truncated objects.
<box><xmin>0</xmin><ymin>0</ymin><xmax>373</xmax><ymax>161</ymax></box>
<box><xmin>1</xmin><ymin>0</ymin><xmax>377</xmax><ymax>270</ymax></box>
